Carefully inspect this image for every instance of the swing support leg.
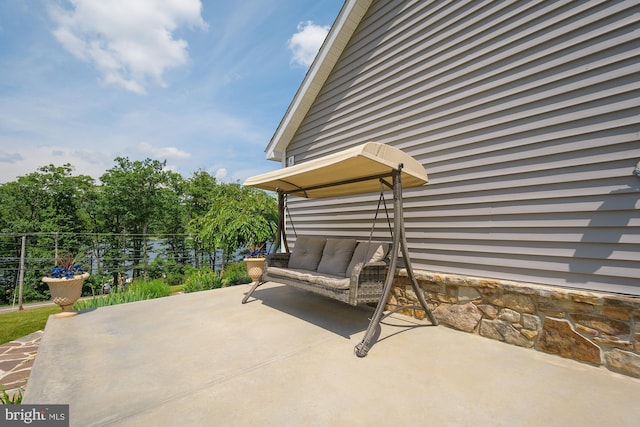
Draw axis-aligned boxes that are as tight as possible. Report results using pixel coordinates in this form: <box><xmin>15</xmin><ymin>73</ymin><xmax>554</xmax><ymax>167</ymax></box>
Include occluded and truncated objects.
<box><xmin>401</xmin><ymin>229</ymin><xmax>439</xmax><ymax>326</ymax></box>
<box><xmin>242</xmin><ymin>280</ymin><xmax>266</xmax><ymax>304</ymax></box>
<box><xmin>355</xmin><ymin>167</ymin><xmax>438</xmax><ymax>357</ymax></box>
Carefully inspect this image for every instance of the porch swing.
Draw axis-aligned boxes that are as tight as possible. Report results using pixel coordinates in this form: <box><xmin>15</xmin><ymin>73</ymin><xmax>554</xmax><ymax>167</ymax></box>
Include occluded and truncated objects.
<box><xmin>242</xmin><ymin>142</ymin><xmax>438</xmax><ymax>357</ymax></box>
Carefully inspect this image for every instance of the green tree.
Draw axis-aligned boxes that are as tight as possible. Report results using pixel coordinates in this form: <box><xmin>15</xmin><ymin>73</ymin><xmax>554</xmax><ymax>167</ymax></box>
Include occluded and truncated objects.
<box><xmin>159</xmin><ymin>171</ymin><xmax>188</xmax><ymax>261</ymax></box>
<box><xmin>0</xmin><ymin>159</ymin><xmax>279</xmax><ymax>302</ymax></box>
<box><xmin>199</xmin><ymin>184</ymin><xmax>277</xmax><ymax>271</ymax></box>
<box><xmin>98</xmin><ymin>157</ymin><xmax>170</xmax><ymax>281</ymax></box>
<box><xmin>153</xmin><ymin>170</ymin><xmax>189</xmax><ymax>283</ymax></box>
<box><xmin>185</xmin><ymin>170</ymin><xmax>218</xmax><ymax>269</ymax></box>
<box><xmin>0</xmin><ymin>164</ymin><xmax>93</xmax><ymax>236</ymax></box>
<box><xmin>0</xmin><ymin>164</ymin><xmax>95</xmax><ymax>303</ymax></box>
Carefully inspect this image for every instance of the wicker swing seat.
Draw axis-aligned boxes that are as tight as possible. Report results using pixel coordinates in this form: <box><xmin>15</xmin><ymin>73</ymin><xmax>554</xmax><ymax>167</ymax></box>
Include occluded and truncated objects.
<box><xmin>262</xmin><ymin>239</ymin><xmax>390</xmax><ymax>307</ymax></box>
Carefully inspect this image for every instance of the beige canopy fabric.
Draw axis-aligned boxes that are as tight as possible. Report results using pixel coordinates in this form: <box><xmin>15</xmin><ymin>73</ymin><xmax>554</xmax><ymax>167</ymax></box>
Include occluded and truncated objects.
<box><xmin>244</xmin><ymin>142</ymin><xmax>428</xmax><ymax>198</ymax></box>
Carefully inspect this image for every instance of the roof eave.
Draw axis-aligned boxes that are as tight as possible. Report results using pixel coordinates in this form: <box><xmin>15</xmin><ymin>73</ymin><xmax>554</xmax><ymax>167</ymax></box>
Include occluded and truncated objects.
<box><xmin>265</xmin><ymin>0</ymin><xmax>373</xmax><ymax>162</ymax></box>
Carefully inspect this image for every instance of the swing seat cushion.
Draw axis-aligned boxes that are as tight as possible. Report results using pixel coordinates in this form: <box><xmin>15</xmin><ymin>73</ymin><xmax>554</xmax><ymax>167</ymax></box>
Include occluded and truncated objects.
<box><xmin>266</xmin><ymin>267</ymin><xmax>351</xmax><ymax>289</ymax></box>
<box><xmin>288</xmin><ymin>236</ymin><xmax>326</xmax><ymax>270</ymax></box>
<box><xmin>317</xmin><ymin>238</ymin><xmax>357</xmax><ymax>276</ymax></box>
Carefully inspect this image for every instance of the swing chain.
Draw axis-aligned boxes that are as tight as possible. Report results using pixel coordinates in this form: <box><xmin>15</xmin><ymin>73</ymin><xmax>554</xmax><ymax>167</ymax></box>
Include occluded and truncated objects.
<box><xmin>284</xmin><ymin>194</ymin><xmax>298</xmax><ymax>238</ymax></box>
<box><xmin>362</xmin><ymin>180</ymin><xmax>393</xmax><ymax>268</ymax></box>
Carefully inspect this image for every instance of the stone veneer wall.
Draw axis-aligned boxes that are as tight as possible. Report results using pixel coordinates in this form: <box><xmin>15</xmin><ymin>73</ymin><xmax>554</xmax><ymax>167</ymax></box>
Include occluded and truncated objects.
<box><xmin>391</xmin><ymin>269</ymin><xmax>640</xmax><ymax>379</ymax></box>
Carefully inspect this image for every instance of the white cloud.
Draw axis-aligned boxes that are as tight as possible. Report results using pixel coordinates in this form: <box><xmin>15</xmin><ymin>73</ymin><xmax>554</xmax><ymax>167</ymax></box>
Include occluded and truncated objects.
<box><xmin>50</xmin><ymin>0</ymin><xmax>207</xmax><ymax>94</ymax></box>
<box><xmin>138</xmin><ymin>142</ymin><xmax>191</xmax><ymax>160</ymax></box>
<box><xmin>288</xmin><ymin>21</ymin><xmax>329</xmax><ymax>67</ymax></box>
<box><xmin>0</xmin><ymin>145</ymin><xmax>111</xmax><ymax>183</ymax></box>
<box><xmin>163</xmin><ymin>164</ymin><xmax>178</xmax><ymax>173</ymax></box>
<box><xmin>214</xmin><ymin>167</ymin><xmax>227</xmax><ymax>181</ymax></box>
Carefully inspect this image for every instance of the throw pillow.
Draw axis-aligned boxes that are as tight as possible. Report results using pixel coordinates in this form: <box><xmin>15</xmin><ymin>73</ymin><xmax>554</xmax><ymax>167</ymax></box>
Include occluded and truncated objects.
<box><xmin>346</xmin><ymin>242</ymin><xmax>389</xmax><ymax>277</ymax></box>
<box><xmin>288</xmin><ymin>236</ymin><xmax>326</xmax><ymax>271</ymax></box>
<box><xmin>317</xmin><ymin>238</ymin><xmax>357</xmax><ymax>277</ymax></box>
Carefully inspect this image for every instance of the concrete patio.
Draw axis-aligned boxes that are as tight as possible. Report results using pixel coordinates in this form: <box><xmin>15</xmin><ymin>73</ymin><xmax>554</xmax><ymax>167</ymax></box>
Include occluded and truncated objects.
<box><xmin>25</xmin><ymin>282</ymin><xmax>640</xmax><ymax>426</ymax></box>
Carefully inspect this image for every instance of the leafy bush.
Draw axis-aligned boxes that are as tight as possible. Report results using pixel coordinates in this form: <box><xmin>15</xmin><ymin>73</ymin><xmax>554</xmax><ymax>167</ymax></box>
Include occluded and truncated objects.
<box><xmin>183</xmin><ymin>269</ymin><xmax>223</xmax><ymax>293</ymax></box>
<box><xmin>128</xmin><ymin>279</ymin><xmax>172</xmax><ymax>299</ymax></box>
<box><xmin>166</xmin><ymin>272</ymin><xmax>184</xmax><ymax>286</ymax></box>
<box><xmin>83</xmin><ymin>273</ymin><xmax>110</xmax><ymax>296</ymax></box>
<box><xmin>221</xmin><ymin>262</ymin><xmax>252</xmax><ymax>286</ymax></box>
<box><xmin>147</xmin><ymin>257</ymin><xmax>185</xmax><ymax>282</ymax></box>
<box><xmin>146</xmin><ymin>256</ymin><xmax>167</xmax><ymax>279</ymax></box>
<box><xmin>73</xmin><ymin>279</ymin><xmax>171</xmax><ymax>311</ymax></box>
<box><xmin>20</xmin><ymin>286</ymin><xmax>48</xmax><ymax>303</ymax></box>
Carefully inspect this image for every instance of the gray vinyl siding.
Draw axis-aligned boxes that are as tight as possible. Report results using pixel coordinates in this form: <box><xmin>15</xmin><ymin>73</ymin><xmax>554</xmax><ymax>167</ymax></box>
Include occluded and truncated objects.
<box><xmin>282</xmin><ymin>0</ymin><xmax>640</xmax><ymax>295</ymax></box>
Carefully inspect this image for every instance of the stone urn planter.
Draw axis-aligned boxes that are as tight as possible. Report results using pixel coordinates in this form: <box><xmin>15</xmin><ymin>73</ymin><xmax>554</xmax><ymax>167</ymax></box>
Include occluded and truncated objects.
<box><xmin>244</xmin><ymin>257</ymin><xmax>265</xmax><ymax>282</ymax></box>
<box><xmin>42</xmin><ymin>272</ymin><xmax>89</xmax><ymax>318</ymax></box>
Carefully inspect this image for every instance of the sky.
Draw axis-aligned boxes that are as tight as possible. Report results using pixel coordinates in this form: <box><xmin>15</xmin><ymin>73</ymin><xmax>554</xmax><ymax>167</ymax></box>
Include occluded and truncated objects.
<box><xmin>0</xmin><ymin>0</ymin><xmax>344</xmax><ymax>184</ymax></box>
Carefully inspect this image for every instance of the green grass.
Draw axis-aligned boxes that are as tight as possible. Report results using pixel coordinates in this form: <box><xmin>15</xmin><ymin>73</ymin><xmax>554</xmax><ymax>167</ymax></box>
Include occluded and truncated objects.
<box><xmin>170</xmin><ymin>284</ymin><xmax>184</xmax><ymax>294</ymax></box>
<box><xmin>0</xmin><ymin>306</ymin><xmax>59</xmax><ymax>345</ymax></box>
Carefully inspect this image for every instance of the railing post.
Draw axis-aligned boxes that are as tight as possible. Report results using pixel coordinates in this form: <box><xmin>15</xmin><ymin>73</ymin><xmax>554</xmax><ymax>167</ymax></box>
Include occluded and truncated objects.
<box><xmin>18</xmin><ymin>234</ymin><xmax>26</xmax><ymax>311</ymax></box>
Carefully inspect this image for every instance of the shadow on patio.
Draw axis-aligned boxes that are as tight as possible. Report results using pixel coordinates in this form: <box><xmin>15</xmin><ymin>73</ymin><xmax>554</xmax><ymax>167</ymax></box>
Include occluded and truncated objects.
<box><xmin>25</xmin><ymin>282</ymin><xmax>640</xmax><ymax>426</ymax></box>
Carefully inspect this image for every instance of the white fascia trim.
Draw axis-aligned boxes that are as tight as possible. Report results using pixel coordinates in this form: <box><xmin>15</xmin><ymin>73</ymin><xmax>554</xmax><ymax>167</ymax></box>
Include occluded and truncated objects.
<box><xmin>265</xmin><ymin>0</ymin><xmax>373</xmax><ymax>162</ymax></box>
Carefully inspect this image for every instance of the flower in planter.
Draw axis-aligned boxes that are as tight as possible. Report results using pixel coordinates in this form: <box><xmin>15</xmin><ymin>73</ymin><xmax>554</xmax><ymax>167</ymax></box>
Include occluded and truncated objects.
<box><xmin>245</xmin><ymin>243</ymin><xmax>267</xmax><ymax>259</ymax></box>
<box><xmin>46</xmin><ymin>253</ymin><xmax>84</xmax><ymax>279</ymax></box>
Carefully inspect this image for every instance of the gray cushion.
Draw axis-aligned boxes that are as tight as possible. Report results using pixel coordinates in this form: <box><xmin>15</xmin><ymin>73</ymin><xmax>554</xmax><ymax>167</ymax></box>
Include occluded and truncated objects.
<box><xmin>308</xmin><ymin>271</ymin><xmax>351</xmax><ymax>289</ymax></box>
<box><xmin>266</xmin><ymin>267</ymin><xmax>350</xmax><ymax>290</ymax></box>
<box><xmin>346</xmin><ymin>242</ymin><xmax>389</xmax><ymax>277</ymax></box>
<box><xmin>316</xmin><ymin>238</ymin><xmax>357</xmax><ymax>277</ymax></box>
<box><xmin>266</xmin><ymin>267</ymin><xmax>314</xmax><ymax>283</ymax></box>
<box><xmin>288</xmin><ymin>237</ymin><xmax>326</xmax><ymax>271</ymax></box>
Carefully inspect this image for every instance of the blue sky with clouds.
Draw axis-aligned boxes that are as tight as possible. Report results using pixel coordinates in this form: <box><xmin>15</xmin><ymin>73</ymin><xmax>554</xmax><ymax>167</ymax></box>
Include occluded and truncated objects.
<box><xmin>0</xmin><ymin>0</ymin><xmax>343</xmax><ymax>184</ymax></box>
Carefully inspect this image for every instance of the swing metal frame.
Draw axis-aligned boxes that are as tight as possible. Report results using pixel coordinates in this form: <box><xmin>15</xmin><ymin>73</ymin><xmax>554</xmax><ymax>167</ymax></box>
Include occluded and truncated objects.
<box><xmin>242</xmin><ymin>143</ymin><xmax>438</xmax><ymax>356</ymax></box>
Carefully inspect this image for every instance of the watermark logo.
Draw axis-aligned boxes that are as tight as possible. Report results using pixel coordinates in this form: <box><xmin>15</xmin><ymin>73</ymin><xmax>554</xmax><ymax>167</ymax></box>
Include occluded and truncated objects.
<box><xmin>2</xmin><ymin>405</ymin><xmax>68</xmax><ymax>426</ymax></box>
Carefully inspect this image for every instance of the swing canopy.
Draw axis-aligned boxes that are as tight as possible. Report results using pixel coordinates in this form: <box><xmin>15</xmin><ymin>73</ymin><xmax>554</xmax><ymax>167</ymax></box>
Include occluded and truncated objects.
<box><xmin>243</xmin><ymin>142</ymin><xmax>428</xmax><ymax>198</ymax></box>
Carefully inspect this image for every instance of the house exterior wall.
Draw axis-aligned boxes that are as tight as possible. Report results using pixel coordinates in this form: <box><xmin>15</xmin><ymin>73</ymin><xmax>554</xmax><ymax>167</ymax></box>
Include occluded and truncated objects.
<box><xmin>283</xmin><ymin>0</ymin><xmax>640</xmax><ymax>296</ymax></box>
